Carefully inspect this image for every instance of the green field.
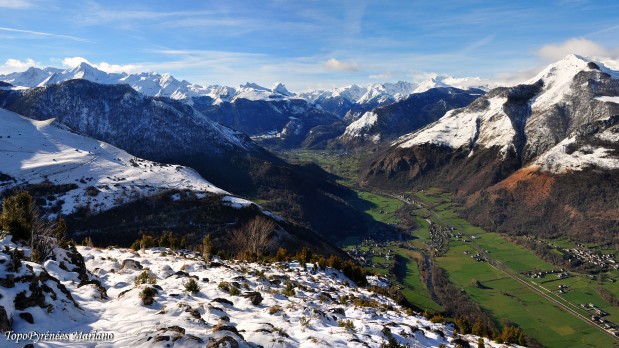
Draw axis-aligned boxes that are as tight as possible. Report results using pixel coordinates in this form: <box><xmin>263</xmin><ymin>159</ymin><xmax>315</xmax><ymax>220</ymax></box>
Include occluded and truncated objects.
<box><xmin>349</xmin><ymin>190</ymin><xmax>403</xmax><ymax>224</ymax></box>
<box><xmin>395</xmin><ymin>248</ymin><xmax>443</xmax><ymax>312</ymax></box>
<box><xmin>420</xmin><ymin>189</ymin><xmax>619</xmax><ymax>348</ymax></box>
<box><xmin>437</xmin><ymin>238</ymin><xmax>617</xmax><ymax>348</ymax></box>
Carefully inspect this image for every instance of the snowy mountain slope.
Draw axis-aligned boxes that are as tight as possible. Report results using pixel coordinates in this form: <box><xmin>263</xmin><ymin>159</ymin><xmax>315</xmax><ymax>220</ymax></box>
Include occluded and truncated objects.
<box><xmin>0</xmin><ymin>79</ymin><xmax>261</xmax><ymax>163</ymax></box>
<box><xmin>340</xmin><ymin>87</ymin><xmax>483</xmax><ymax>146</ymax></box>
<box><xmin>0</xmin><ymin>107</ymin><xmax>234</xmax><ymax>216</ymax></box>
<box><xmin>0</xmin><ymin>236</ymin><xmax>514</xmax><ymax>347</ymax></box>
<box><xmin>413</xmin><ymin>75</ymin><xmax>493</xmax><ymax>93</ymax></box>
<box><xmin>364</xmin><ymin>55</ymin><xmax>619</xmax><ymax>243</ymax></box>
<box><xmin>0</xmin><ymin>79</ymin><xmax>374</xmax><ymax>242</ymax></box>
<box><xmin>384</xmin><ymin>55</ymin><xmax>619</xmax><ymax>171</ymax></box>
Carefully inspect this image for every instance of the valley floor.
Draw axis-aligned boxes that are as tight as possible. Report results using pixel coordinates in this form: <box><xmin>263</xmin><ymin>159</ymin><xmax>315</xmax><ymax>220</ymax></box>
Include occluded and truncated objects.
<box><xmin>275</xmin><ymin>148</ymin><xmax>619</xmax><ymax>348</ymax></box>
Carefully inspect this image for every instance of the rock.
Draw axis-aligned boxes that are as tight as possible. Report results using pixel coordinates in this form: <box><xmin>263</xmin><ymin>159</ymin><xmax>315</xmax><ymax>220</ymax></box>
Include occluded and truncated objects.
<box><xmin>207</xmin><ymin>335</ymin><xmax>239</xmax><ymax>348</ymax></box>
<box><xmin>329</xmin><ymin>307</ymin><xmax>345</xmax><ymax>315</ymax></box>
<box><xmin>120</xmin><ymin>259</ymin><xmax>143</xmax><ymax>271</ymax></box>
<box><xmin>241</xmin><ymin>291</ymin><xmax>263</xmax><ymax>305</ymax></box>
<box><xmin>185</xmin><ymin>307</ymin><xmax>201</xmax><ymax>319</ymax></box>
<box><xmin>212</xmin><ymin>298</ymin><xmax>234</xmax><ymax>306</ymax></box>
<box><xmin>78</xmin><ymin>279</ymin><xmax>108</xmax><ymax>299</ymax></box>
<box><xmin>0</xmin><ymin>306</ymin><xmax>12</xmax><ymax>332</ymax></box>
<box><xmin>212</xmin><ymin>324</ymin><xmax>241</xmax><ymax>336</ymax></box>
<box><xmin>0</xmin><ymin>275</ymin><xmax>15</xmax><ymax>288</ymax></box>
<box><xmin>153</xmin><ymin>335</ymin><xmax>169</xmax><ymax>342</ymax></box>
<box><xmin>18</xmin><ymin>312</ymin><xmax>34</xmax><ymax>324</ymax></box>
<box><xmin>159</xmin><ymin>325</ymin><xmax>185</xmax><ymax>335</ymax></box>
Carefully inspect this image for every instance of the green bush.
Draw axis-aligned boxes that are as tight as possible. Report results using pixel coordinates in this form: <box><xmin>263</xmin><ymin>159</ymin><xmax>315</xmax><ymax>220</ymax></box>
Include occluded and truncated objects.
<box><xmin>184</xmin><ymin>278</ymin><xmax>201</xmax><ymax>294</ymax></box>
<box><xmin>134</xmin><ymin>270</ymin><xmax>156</xmax><ymax>287</ymax></box>
<box><xmin>139</xmin><ymin>286</ymin><xmax>157</xmax><ymax>305</ymax></box>
<box><xmin>282</xmin><ymin>283</ymin><xmax>295</xmax><ymax>297</ymax></box>
<box><xmin>337</xmin><ymin>319</ymin><xmax>355</xmax><ymax>332</ymax></box>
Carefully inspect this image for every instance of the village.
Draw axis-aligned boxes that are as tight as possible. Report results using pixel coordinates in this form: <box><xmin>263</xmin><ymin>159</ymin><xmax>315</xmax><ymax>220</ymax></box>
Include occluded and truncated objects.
<box><xmin>581</xmin><ymin>303</ymin><xmax>619</xmax><ymax>337</ymax></box>
<box><xmin>563</xmin><ymin>246</ymin><xmax>618</xmax><ymax>271</ymax></box>
<box><xmin>345</xmin><ymin>238</ymin><xmax>396</xmax><ymax>268</ymax></box>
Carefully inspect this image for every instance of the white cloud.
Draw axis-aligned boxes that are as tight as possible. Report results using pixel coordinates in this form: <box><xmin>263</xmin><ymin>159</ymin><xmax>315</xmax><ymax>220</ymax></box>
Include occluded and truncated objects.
<box><xmin>0</xmin><ymin>0</ymin><xmax>32</xmax><ymax>9</ymax></box>
<box><xmin>62</xmin><ymin>57</ymin><xmax>142</xmax><ymax>74</ymax></box>
<box><xmin>323</xmin><ymin>58</ymin><xmax>359</xmax><ymax>72</ymax></box>
<box><xmin>537</xmin><ymin>38</ymin><xmax>615</xmax><ymax>61</ymax></box>
<box><xmin>62</xmin><ymin>56</ymin><xmax>90</xmax><ymax>68</ymax></box>
<box><xmin>0</xmin><ymin>58</ymin><xmax>40</xmax><ymax>74</ymax></box>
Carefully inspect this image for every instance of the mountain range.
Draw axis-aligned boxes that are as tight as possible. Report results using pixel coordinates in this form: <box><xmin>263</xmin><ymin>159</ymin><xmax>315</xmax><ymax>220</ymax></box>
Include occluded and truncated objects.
<box><xmin>364</xmin><ymin>54</ymin><xmax>619</xmax><ymax>243</ymax></box>
<box><xmin>0</xmin><ymin>64</ymin><xmax>489</xmax><ymax>148</ymax></box>
<box><xmin>2</xmin><ymin>54</ymin><xmax>618</xmax><ymax>244</ymax></box>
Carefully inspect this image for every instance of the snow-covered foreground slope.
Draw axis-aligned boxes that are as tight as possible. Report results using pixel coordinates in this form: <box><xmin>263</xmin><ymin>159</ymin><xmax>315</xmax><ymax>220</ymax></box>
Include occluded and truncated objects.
<box><xmin>0</xmin><ymin>236</ymin><xmax>513</xmax><ymax>347</ymax></box>
<box><xmin>0</xmin><ymin>108</ymin><xmax>248</xmax><ymax>216</ymax></box>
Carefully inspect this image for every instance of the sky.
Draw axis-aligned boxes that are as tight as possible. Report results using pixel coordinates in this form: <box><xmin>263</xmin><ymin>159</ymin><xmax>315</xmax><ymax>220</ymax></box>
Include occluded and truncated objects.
<box><xmin>1</xmin><ymin>0</ymin><xmax>619</xmax><ymax>91</ymax></box>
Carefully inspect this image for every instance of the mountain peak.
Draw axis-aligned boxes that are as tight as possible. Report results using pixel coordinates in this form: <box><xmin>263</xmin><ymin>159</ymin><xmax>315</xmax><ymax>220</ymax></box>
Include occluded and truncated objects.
<box><xmin>272</xmin><ymin>82</ymin><xmax>294</xmax><ymax>96</ymax></box>
<box><xmin>240</xmin><ymin>82</ymin><xmax>269</xmax><ymax>91</ymax></box>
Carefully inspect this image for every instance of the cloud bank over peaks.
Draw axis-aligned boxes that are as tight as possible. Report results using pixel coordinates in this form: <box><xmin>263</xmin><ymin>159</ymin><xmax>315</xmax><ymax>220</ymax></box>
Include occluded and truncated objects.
<box><xmin>62</xmin><ymin>57</ymin><xmax>142</xmax><ymax>74</ymax></box>
<box><xmin>538</xmin><ymin>38</ymin><xmax>619</xmax><ymax>62</ymax></box>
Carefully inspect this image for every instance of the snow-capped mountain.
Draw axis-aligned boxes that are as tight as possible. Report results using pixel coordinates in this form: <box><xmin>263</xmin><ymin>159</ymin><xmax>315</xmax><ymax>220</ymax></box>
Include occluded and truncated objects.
<box><xmin>0</xmin><ymin>79</ymin><xmax>373</xmax><ymax>242</ymax></box>
<box><xmin>0</xmin><ymin>64</ymin><xmax>301</xmax><ymax>103</ymax></box>
<box><xmin>0</xmin><ymin>64</ymin><xmax>489</xmax><ymax>120</ymax></box>
<box><xmin>413</xmin><ymin>75</ymin><xmax>493</xmax><ymax>94</ymax></box>
<box><xmin>339</xmin><ymin>87</ymin><xmax>484</xmax><ymax>146</ymax></box>
<box><xmin>300</xmin><ymin>82</ymin><xmax>419</xmax><ymax>120</ymax></box>
<box><xmin>0</xmin><ymin>236</ymin><xmax>513</xmax><ymax>347</ymax></box>
<box><xmin>0</xmin><ymin>79</ymin><xmax>269</xmax><ymax>183</ymax></box>
<box><xmin>364</xmin><ymin>54</ymin><xmax>619</xmax><ymax>243</ymax></box>
<box><xmin>0</xmin><ymin>107</ymin><xmax>241</xmax><ymax>216</ymax></box>
<box><xmin>386</xmin><ymin>54</ymin><xmax>619</xmax><ymax>173</ymax></box>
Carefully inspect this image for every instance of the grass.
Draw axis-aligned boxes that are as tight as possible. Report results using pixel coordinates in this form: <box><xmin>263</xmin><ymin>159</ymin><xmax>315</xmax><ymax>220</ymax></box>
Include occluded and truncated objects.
<box><xmin>394</xmin><ymin>248</ymin><xmax>442</xmax><ymax>312</ymax></box>
<box><xmin>275</xmin><ymin>149</ymin><xmax>361</xmax><ymax>186</ymax></box>
<box><xmin>348</xmin><ymin>190</ymin><xmax>403</xmax><ymax>224</ymax></box>
<box><xmin>419</xmin><ymin>189</ymin><xmax>619</xmax><ymax>348</ymax></box>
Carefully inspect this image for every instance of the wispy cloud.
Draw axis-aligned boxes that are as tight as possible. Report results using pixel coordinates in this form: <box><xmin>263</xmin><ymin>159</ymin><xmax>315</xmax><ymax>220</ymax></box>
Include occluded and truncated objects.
<box><xmin>0</xmin><ymin>0</ymin><xmax>33</xmax><ymax>9</ymax></box>
<box><xmin>0</xmin><ymin>26</ymin><xmax>93</xmax><ymax>42</ymax></box>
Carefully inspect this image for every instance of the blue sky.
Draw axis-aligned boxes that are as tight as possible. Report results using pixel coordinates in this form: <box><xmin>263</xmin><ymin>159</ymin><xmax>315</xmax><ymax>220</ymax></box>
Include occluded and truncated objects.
<box><xmin>1</xmin><ymin>0</ymin><xmax>619</xmax><ymax>90</ymax></box>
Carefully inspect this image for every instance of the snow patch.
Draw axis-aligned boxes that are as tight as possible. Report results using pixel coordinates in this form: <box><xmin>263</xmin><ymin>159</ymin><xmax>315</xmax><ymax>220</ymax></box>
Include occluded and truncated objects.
<box><xmin>398</xmin><ymin>97</ymin><xmax>514</xmax><ymax>153</ymax></box>
<box><xmin>532</xmin><ymin>136</ymin><xmax>619</xmax><ymax>173</ymax></box>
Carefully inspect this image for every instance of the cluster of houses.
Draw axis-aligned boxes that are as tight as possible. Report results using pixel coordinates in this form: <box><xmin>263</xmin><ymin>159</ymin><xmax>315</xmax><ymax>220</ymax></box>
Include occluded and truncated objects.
<box><xmin>563</xmin><ymin>247</ymin><xmax>618</xmax><ymax>270</ymax></box>
<box><xmin>582</xmin><ymin>303</ymin><xmax>619</xmax><ymax>336</ymax></box>
<box><xmin>426</xmin><ymin>221</ymin><xmax>451</xmax><ymax>255</ymax></box>
<box><xmin>345</xmin><ymin>239</ymin><xmax>395</xmax><ymax>268</ymax></box>
<box><xmin>524</xmin><ymin>269</ymin><xmax>571</xmax><ymax>280</ymax></box>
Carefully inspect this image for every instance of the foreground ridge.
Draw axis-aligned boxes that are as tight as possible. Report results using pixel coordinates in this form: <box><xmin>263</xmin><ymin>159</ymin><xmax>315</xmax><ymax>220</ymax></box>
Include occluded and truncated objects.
<box><xmin>0</xmin><ymin>236</ymin><xmax>518</xmax><ymax>347</ymax></box>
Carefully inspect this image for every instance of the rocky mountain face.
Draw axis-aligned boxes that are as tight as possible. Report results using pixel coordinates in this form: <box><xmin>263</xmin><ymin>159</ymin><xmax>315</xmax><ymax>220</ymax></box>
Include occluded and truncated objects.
<box><xmin>339</xmin><ymin>87</ymin><xmax>484</xmax><ymax>147</ymax></box>
<box><xmin>364</xmin><ymin>55</ymin><xmax>619</xmax><ymax>243</ymax></box>
<box><xmin>191</xmin><ymin>95</ymin><xmax>339</xmax><ymax>148</ymax></box>
<box><xmin>0</xmin><ymin>79</ymin><xmax>373</xmax><ymax>243</ymax></box>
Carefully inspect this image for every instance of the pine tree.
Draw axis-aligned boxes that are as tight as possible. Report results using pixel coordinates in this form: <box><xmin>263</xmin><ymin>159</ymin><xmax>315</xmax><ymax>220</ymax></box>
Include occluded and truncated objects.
<box><xmin>0</xmin><ymin>191</ymin><xmax>34</xmax><ymax>241</ymax></box>
<box><xmin>55</xmin><ymin>216</ymin><xmax>67</xmax><ymax>245</ymax></box>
